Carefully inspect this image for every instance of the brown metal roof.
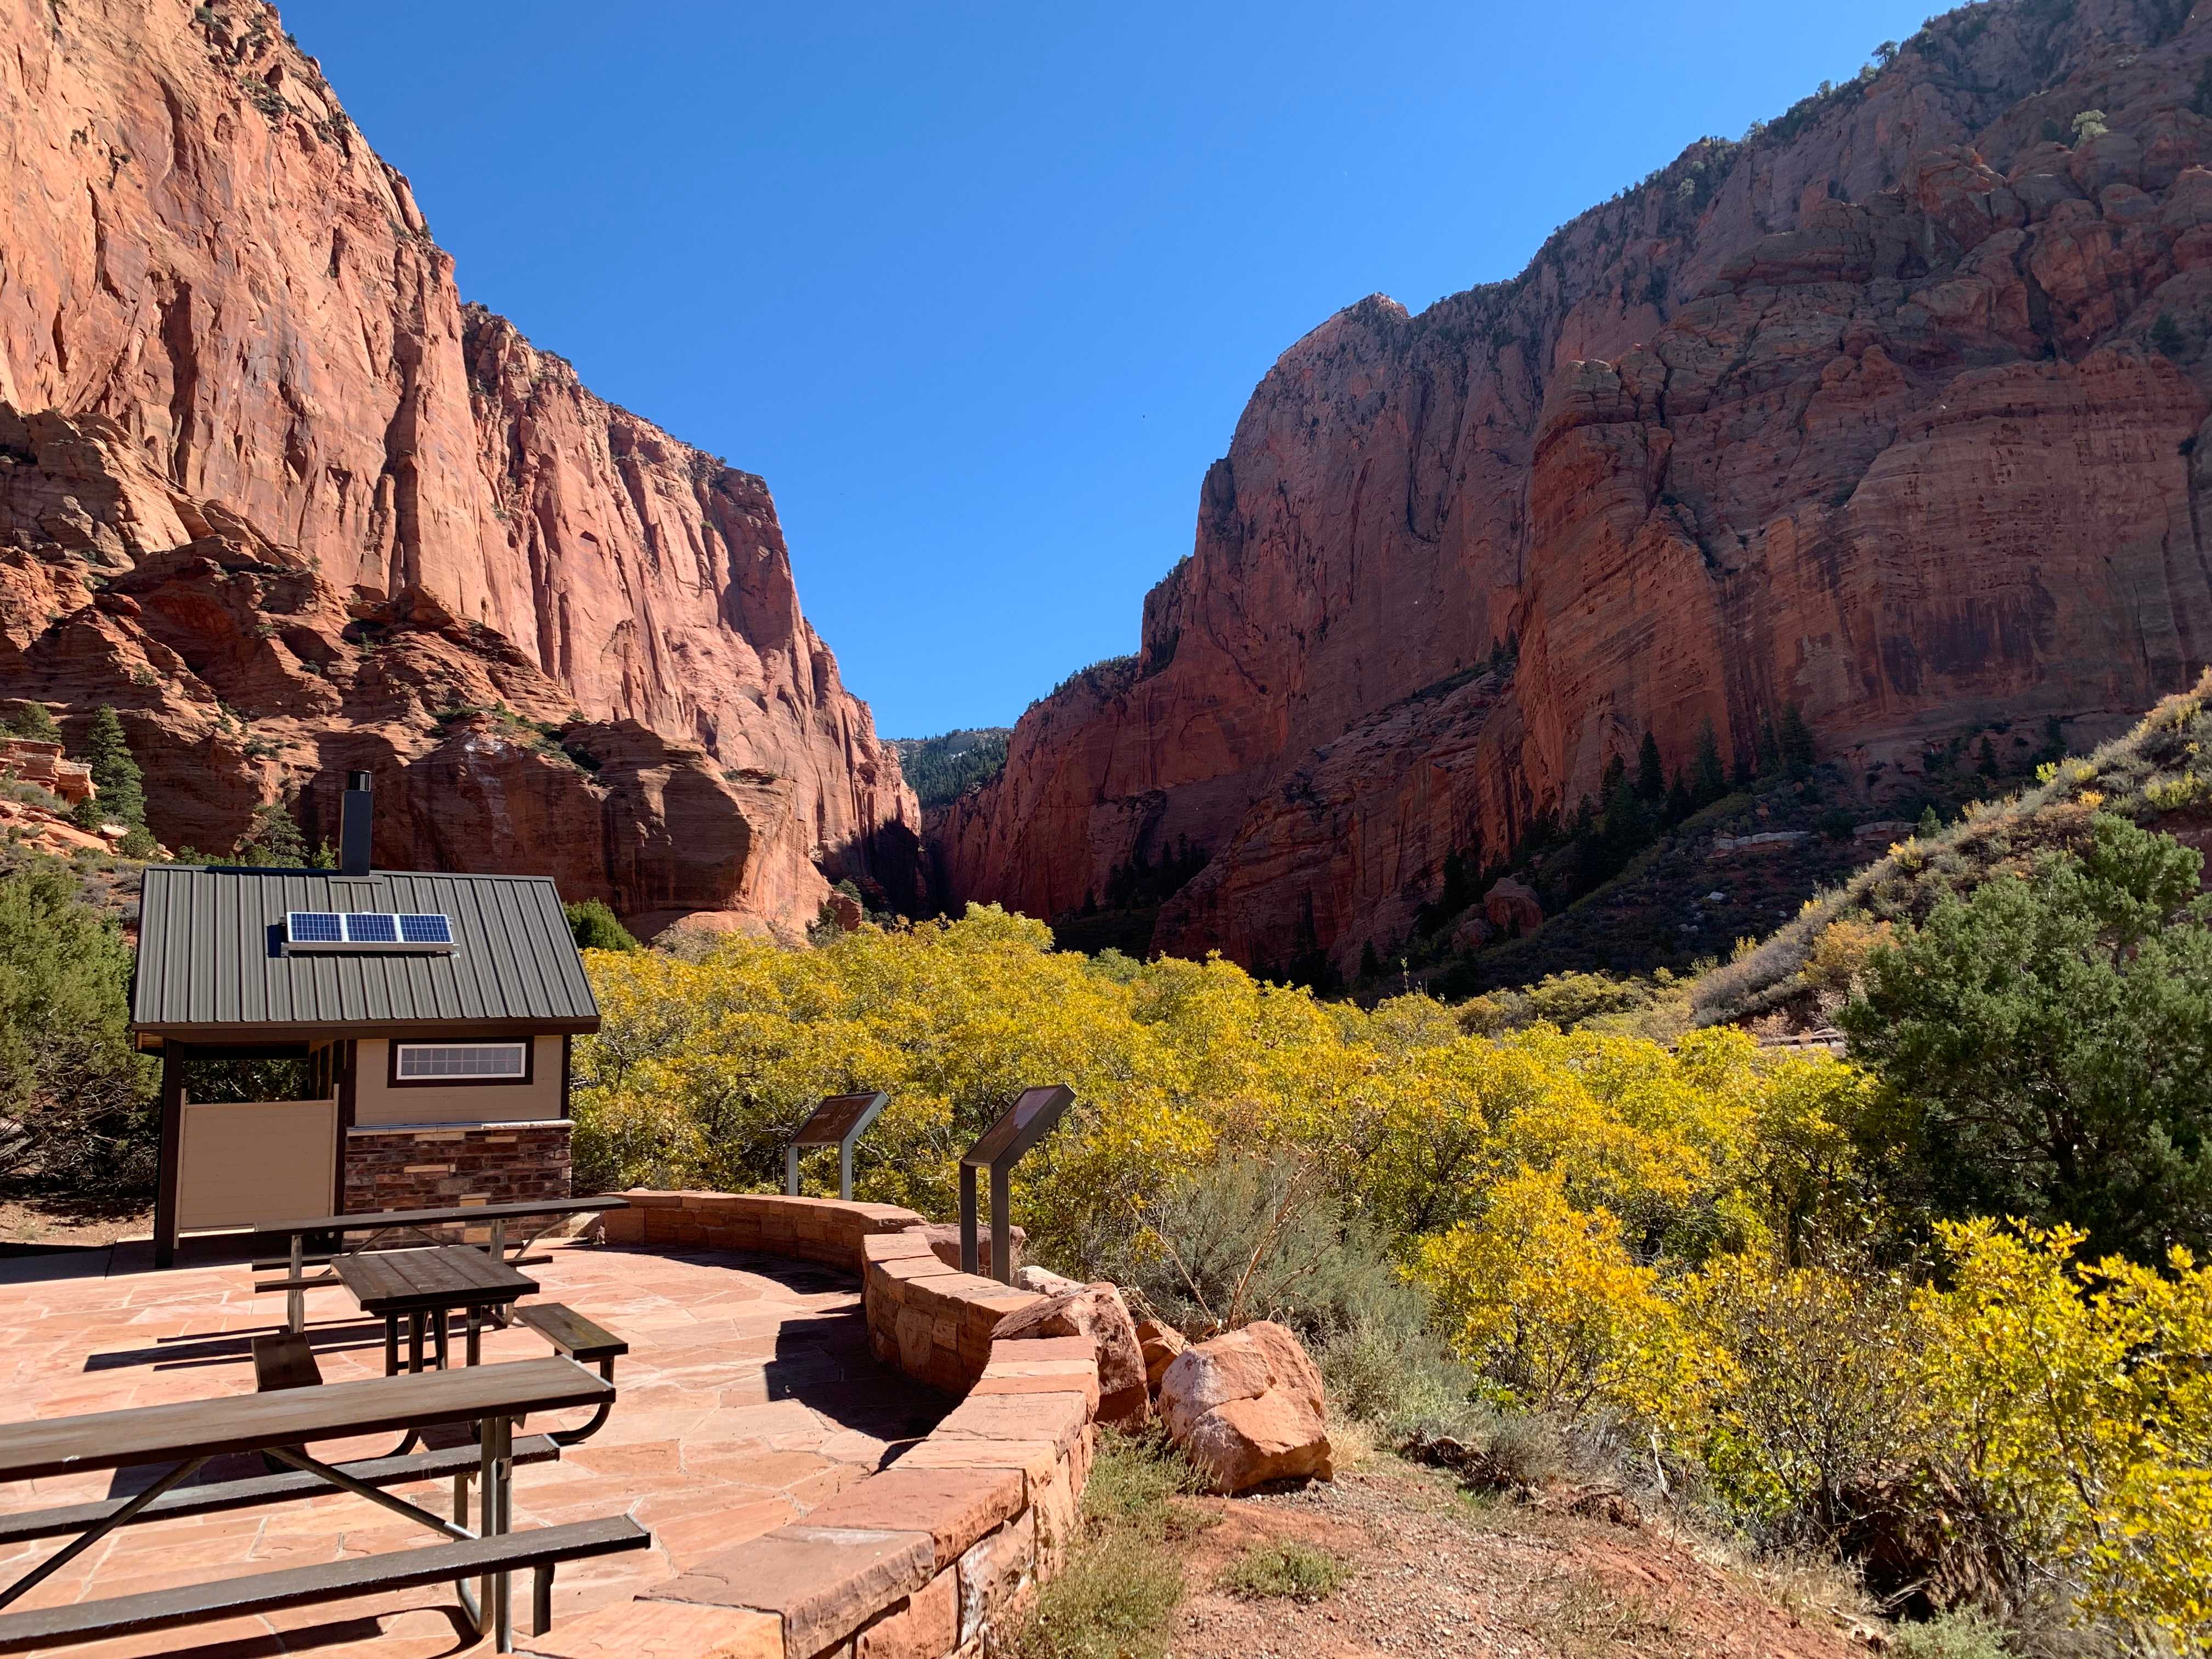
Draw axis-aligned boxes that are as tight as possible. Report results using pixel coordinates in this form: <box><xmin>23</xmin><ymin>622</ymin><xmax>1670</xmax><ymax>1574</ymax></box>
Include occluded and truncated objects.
<box><xmin>131</xmin><ymin>866</ymin><xmax>601</xmax><ymax>1041</ymax></box>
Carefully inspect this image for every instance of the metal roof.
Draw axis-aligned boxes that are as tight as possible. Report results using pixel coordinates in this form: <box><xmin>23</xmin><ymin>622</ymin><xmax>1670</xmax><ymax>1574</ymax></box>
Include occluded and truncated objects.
<box><xmin>131</xmin><ymin>866</ymin><xmax>601</xmax><ymax>1041</ymax></box>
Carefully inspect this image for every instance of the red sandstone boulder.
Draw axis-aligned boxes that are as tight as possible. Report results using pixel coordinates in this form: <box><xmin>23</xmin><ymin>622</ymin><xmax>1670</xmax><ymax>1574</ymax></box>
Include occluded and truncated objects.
<box><xmin>991</xmin><ymin>1283</ymin><xmax>1149</xmax><ymax>1427</ymax></box>
<box><xmin>1158</xmin><ymin>1321</ymin><xmax>1333</xmax><ymax>1494</ymax></box>
<box><xmin>1134</xmin><ymin>1317</ymin><xmax>1186</xmax><ymax>1390</ymax></box>
<box><xmin>1482</xmin><ymin>878</ymin><xmax>1544</xmax><ymax>937</ymax></box>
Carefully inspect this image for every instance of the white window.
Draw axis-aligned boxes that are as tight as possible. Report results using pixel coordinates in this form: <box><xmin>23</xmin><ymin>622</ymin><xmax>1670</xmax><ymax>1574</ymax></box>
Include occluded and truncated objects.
<box><xmin>393</xmin><ymin>1042</ymin><xmax>530</xmax><ymax>1082</ymax></box>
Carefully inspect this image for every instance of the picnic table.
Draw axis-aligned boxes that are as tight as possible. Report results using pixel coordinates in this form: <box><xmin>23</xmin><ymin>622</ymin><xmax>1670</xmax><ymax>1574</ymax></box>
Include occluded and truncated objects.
<box><xmin>257</xmin><ymin>1195</ymin><xmax>628</xmax><ymax>1334</ymax></box>
<box><xmin>335</xmin><ymin>1246</ymin><xmax>539</xmax><ymax>1374</ymax></box>
<box><xmin>0</xmin><ymin>1356</ymin><xmax>643</xmax><ymax>1654</ymax></box>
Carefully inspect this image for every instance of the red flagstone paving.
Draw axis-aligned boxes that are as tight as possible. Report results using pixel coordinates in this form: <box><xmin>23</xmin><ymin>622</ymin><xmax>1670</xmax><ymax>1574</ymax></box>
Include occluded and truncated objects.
<box><xmin>0</xmin><ymin>1240</ymin><xmax>950</xmax><ymax>1656</ymax></box>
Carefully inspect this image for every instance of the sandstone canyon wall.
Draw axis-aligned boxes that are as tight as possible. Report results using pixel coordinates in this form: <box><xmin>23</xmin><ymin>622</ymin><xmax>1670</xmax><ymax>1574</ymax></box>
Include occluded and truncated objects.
<box><xmin>936</xmin><ymin>0</ymin><xmax>2212</xmax><ymax>974</ymax></box>
<box><xmin>0</xmin><ymin>0</ymin><xmax>916</xmax><ymax>934</ymax></box>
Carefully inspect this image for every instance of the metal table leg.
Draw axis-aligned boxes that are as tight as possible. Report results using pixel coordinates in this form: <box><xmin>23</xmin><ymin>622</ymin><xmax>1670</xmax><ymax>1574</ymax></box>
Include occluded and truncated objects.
<box><xmin>408</xmin><ymin>1311</ymin><xmax>426</xmax><ymax>1373</ymax></box>
<box><xmin>434</xmin><ymin>1309</ymin><xmax>450</xmax><ymax>1370</ymax></box>
<box><xmin>384</xmin><ymin>1316</ymin><xmax>399</xmax><ymax>1377</ymax></box>
<box><xmin>477</xmin><ymin>1413</ymin><xmax>514</xmax><ymax>1650</ymax></box>
<box><xmin>467</xmin><ymin>1304</ymin><xmax>483</xmax><ymax>1367</ymax></box>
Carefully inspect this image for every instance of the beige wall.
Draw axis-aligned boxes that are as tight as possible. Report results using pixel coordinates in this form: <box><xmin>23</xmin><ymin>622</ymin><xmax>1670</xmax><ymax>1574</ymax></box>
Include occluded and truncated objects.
<box><xmin>177</xmin><ymin>1098</ymin><xmax>336</xmax><ymax>1229</ymax></box>
<box><xmin>351</xmin><ymin>1035</ymin><xmax>566</xmax><ymax>1127</ymax></box>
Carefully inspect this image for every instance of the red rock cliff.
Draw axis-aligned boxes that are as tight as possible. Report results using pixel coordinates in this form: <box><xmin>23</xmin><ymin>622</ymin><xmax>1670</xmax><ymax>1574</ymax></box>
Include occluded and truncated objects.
<box><xmin>936</xmin><ymin>0</ymin><xmax>2212</xmax><ymax>973</ymax></box>
<box><xmin>0</xmin><ymin>0</ymin><xmax>916</xmax><ymax>932</ymax></box>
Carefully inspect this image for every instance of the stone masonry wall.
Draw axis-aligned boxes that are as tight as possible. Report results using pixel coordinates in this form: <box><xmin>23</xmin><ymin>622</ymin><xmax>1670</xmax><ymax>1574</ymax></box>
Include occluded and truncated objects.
<box><xmin>527</xmin><ymin>1191</ymin><xmax>1103</xmax><ymax>1659</ymax></box>
<box><xmin>342</xmin><ymin>1123</ymin><xmax>571</xmax><ymax>1214</ymax></box>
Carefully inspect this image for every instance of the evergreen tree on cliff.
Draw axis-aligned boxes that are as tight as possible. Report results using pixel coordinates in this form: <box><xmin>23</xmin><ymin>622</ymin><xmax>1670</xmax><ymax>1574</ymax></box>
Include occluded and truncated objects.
<box><xmin>1635</xmin><ymin>731</ymin><xmax>1666</xmax><ymax>803</ymax></box>
<box><xmin>9</xmin><ymin>703</ymin><xmax>60</xmax><ymax>744</ymax></box>
<box><xmin>81</xmin><ymin>708</ymin><xmax>145</xmax><ymax>828</ymax></box>
<box><xmin>1692</xmin><ymin>720</ymin><xmax>1728</xmax><ymax>805</ymax></box>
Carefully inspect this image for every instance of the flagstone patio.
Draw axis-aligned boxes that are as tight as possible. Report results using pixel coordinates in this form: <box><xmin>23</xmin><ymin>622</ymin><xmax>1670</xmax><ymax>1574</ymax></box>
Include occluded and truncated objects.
<box><xmin>0</xmin><ymin>1238</ymin><xmax>952</xmax><ymax>1657</ymax></box>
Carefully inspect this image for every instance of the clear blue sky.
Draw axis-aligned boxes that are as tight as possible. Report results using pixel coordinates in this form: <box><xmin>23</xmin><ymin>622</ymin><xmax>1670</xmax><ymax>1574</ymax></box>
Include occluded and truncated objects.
<box><xmin>289</xmin><ymin>1</ymin><xmax>1937</xmax><ymax>738</ymax></box>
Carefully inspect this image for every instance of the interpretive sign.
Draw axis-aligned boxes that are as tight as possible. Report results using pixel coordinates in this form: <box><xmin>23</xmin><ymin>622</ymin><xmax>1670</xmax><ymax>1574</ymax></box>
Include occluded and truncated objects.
<box><xmin>784</xmin><ymin>1091</ymin><xmax>889</xmax><ymax>1199</ymax></box>
<box><xmin>958</xmin><ymin>1085</ymin><xmax>1074</xmax><ymax>1284</ymax></box>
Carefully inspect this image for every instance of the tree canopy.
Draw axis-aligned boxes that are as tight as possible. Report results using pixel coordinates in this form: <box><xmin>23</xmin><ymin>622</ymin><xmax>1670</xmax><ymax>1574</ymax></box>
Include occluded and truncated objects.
<box><xmin>1841</xmin><ymin>814</ymin><xmax>2212</xmax><ymax>1260</ymax></box>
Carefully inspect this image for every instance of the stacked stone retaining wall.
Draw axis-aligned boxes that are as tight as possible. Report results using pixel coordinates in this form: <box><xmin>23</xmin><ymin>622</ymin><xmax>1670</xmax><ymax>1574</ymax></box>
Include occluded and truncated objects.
<box><xmin>520</xmin><ymin>1190</ymin><xmax>1096</xmax><ymax>1659</ymax></box>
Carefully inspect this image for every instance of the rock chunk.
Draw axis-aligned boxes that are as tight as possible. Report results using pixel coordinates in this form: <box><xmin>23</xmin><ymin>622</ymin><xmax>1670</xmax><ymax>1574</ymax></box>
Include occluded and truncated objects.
<box><xmin>1134</xmin><ymin>1317</ymin><xmax>1186</xmax><ymax>1390</ymax></box>
<box><xmin>992</xmin><ymin>1283</ymin><xmax>1149</xmax><ymax>1426</ymax></box>
<box><xmin>1158</xmin><ymin>1321</ymin><xmax>1333</xmax><ymax>1493</ymax></box>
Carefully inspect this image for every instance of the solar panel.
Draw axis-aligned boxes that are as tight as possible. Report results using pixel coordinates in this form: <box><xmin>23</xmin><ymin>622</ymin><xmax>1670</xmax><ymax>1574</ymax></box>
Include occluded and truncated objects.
<box><xmin>398</xmin><ymin>913</ymin><xmax>454</xmax><ymax>945</ymax></box>
<box><xmin>283</xmin><ymin>909</ymin><xmax>455</xmax><ymax>953</ymax></box>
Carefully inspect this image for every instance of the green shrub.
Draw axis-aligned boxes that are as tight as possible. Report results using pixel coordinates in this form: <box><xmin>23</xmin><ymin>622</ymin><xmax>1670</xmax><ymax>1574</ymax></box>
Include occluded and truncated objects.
<box><xmin>1020</xmin><ymin>1526</ymin><xmax>1183</xmax><ymax>1659</ymax></box>
<box><xmin>1018</xmin><ymin>1430</ymin><xmax>1200</xmax><ymax>1659</ymax></box>
<box><xmin>1080</xmin><ymin>1153</ymin><xmax>1424</xmax><ymax>1340</ymax></box>
<box><xmin>1841</xmin><ymin>814</ymin><xmax>2212</xmax><ymax>1260</ymax></box>
<box><xmin>566</xmin><ymin>899</ymin><xmax>640</xmax><ymax>952</ymax></box>
<box><xmin>0</xmin><ymin>860</ymin><xmax>155</xmax><ymax>1194</ymax></box>
<box><xmin>1218</xmin><ymin>1542</ymin><xmax>1350</xmax><ymax>1602</ymax></box>
<box><xmin>1886</xmin><ymin>1610</ymin><xmax>2012</xmax><ymax>1659</ymax></box>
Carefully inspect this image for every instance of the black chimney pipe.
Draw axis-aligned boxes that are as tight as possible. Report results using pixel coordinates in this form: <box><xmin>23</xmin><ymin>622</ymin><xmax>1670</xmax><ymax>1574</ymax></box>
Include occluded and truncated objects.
<box><xmin>340</xmin><ymin>771</ymin><xmax>374</xmax><ymax>876</ymax></box>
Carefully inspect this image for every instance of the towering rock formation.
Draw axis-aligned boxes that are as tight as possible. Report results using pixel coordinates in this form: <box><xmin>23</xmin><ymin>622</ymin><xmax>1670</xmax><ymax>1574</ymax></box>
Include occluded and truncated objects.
<box><xmin>936</xmin><ymin>0</ymin><xmax>2212</xmax><ymax>974</ymax></box>
<box><xmin>0</xmin><ymin>0</ymin><xmax>916</xmax><ymax>934</ymax></box>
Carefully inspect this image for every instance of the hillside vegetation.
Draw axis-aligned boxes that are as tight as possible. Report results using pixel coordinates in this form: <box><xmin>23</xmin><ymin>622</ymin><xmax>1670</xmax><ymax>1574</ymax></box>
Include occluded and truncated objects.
<box><xmin>890</xmin><ymin>729</ymin><xmax>1011</xmax><ymax>809</ymax></box>
<box><xmin>577</xmin><ymin>898</ymin><xmax>2212</xmax><ymax>1654</ymax></box>
<box><xmin>1695</xmin><ymin>671</ymin><xmax>2212</xmax><ymax>1032</ymax></box>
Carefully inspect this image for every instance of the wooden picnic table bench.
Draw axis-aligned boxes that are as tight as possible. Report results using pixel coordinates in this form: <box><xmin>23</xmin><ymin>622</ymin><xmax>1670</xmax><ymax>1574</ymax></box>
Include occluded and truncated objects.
<box><xmin>0</xmin><ymin>1356</ymin><xmax>640</xmax><ymax>1653</ymax></box>
<box><xmin>255</xmin><ymin>1195</ymin><xmax>628</xmax><ymax>1334</ymax></box>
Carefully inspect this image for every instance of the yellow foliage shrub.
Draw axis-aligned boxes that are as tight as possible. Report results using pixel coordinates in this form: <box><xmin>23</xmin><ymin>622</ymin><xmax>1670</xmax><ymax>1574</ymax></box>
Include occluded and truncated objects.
<box><xmin>1917</xmin><ymin>1222</ymin><xmax>2212</xmax><ymax>1652</ymax></box>
<box><xmin>575</xmin><ymin>906</ymin><xmax>1870</xmax><ymax>1272</ymax></box>
<box><xmin>1413</xmin><ymin>1166</ymin><xmax>1683</xmax><ymax>1417</ymax></box>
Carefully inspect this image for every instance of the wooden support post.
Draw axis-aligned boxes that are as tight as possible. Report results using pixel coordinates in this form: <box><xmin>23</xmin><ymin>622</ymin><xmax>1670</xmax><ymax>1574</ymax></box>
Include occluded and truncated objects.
<box><xmin>153</xmin><ymin>1046</ymin><xmax>184</xmax><ymax>1271</ymax></box>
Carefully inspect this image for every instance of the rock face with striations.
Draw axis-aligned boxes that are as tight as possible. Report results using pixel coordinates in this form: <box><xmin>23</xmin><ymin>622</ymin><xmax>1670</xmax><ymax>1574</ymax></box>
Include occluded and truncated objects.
<box><xmin>935</xmin><ymin>0</ymin><xmax>2212</xmax><ymax>973</ymax></box>
<box><xmin>0</xmin><ymin>0</ymin><xmax>916</xmax><ymax>933</ymax></box>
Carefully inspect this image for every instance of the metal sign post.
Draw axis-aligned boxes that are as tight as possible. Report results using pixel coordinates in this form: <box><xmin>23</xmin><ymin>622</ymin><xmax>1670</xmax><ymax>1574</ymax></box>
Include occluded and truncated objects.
<box><xmin>957</xmin><ymin>1085</ymin><xmax>1074</xmax><ymax>1284</ymax></box>
<box><xmin>784</xmin><ymin>1092</ymin><xmax>889</xmax><ymax>1200</ymax></box>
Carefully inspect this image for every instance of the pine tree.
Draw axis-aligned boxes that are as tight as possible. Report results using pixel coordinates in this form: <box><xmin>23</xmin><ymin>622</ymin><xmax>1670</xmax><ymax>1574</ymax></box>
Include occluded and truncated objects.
<box><xmin>81</xmin><ymin>707</ymin><xmax>145</xmax><ymax>827</ymax></box>
<box><xmin>1918</xmin><ymin>805</ymin><xmax>1943</xmax><ymax>839</ymax></box>
<box><xmin>1359</xmin><ymin>941</ymin><xmax>1383</xmax><ymax>982</ymax></box>
<box><xmin>1780</xmin><ymin>703</ymin><xmax>1816</xmax><ymax>774</ymax></box>
<box><xmin>9</xmin><ymin>702</ymin><xmax>60</xmax><ymax>743</ymax></box>
<box><xmin>1635</xmin><ymin>731</ymin><xmax>1666</xmax><ymax>802</ymax></box>
<box><xmin>1978</xmin><ymin>735</ymin><xmax>2000</xmax><ymax>778</ymax></box>
<box><xmin>1666</xmin><ymin>772</ymin><xmax>1694</xmax><ymax>823</ymax></box>
<box><xmin>1756</xmin><ymin>710</ymin><xmax>1782</xmax><ymax>777</ymax></box>
<box><xmin>233</xmin><ymin>800</ymin><xmax>307</xmax><ymax>867</ymax></box>
<box><xmin>1692</xmin><ymin>719</ymin><xmax>1728</xmax><ymax>804</ymax></box>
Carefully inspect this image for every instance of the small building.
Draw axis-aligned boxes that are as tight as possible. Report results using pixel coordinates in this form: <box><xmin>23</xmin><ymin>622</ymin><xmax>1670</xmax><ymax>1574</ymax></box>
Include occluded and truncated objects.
<box><xmin>130</xmin><ymin>775</ymin><xmax>600</xmax><ymax>1266</ymax></box>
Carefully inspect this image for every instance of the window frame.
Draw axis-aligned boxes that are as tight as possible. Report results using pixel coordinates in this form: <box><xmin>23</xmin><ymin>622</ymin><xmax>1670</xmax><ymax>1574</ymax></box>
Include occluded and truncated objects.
<box><xmin>386</xmin><ymin>1037</ymin><xmax>536</xmax><ymax>1089</ymax></box>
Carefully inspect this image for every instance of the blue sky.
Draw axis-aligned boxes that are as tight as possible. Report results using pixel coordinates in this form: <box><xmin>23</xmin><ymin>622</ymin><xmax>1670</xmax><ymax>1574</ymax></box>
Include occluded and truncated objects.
<box><xmin>290</xmin><ymin>1</ymin><xmax>1938</xmax><ymax>738</ymax></box>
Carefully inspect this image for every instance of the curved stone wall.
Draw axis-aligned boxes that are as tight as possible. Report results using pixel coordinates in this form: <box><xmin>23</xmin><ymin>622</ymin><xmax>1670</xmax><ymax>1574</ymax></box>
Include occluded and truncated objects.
<box><xmin>520</xmin><ymin>1191</ymin><xmax>1100</xmax><ymax>1659</ymax></box>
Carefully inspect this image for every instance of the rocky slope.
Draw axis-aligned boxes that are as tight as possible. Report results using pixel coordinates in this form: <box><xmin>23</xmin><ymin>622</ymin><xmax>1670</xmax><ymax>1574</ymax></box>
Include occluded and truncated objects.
<box><xmin>0</xmin><ymin>0</ymin><xmax>916</xmax><ymax>934</ymax></box>
<box><xmin>935</xmin><ymin>0</ymin><xmax>2212</xmax><ymax>974</ymax></box>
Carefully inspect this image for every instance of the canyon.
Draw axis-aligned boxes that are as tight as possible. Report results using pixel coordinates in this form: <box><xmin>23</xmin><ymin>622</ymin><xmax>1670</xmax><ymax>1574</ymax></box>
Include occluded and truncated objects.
<box><xmin>0</xmin><ymin>0</ymin><xmax>916</xmax><ymax>935</ymax></box>
<box><xmin>933</xmin><ymin>0</ymin><xmax>2212</xmax><ymax>975</ymax></box>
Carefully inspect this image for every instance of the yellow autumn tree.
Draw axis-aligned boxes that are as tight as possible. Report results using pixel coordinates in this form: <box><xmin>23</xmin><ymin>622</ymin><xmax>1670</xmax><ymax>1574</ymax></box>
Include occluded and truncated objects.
<box><xmin>1917</xmin><ymin>1221</ymin><xmax>2212</xmax><ymax>1652</ymax></box>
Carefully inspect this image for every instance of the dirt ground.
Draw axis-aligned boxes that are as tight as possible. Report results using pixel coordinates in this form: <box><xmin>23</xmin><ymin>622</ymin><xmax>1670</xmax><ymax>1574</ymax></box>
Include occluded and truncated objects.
<box><xmin>0</xmin><ymin>1197</ymin><xmax>150</xmax><ymax>1248</ymax></box>
<box><xmin>1172</xmin><ymin>1454</ymin><xmax>1870</xmax><ymax>1659</ymax></box>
